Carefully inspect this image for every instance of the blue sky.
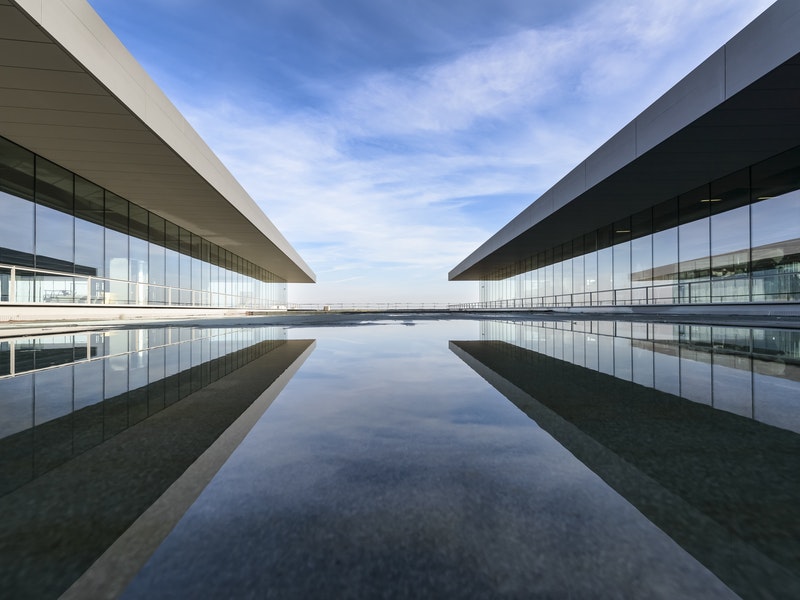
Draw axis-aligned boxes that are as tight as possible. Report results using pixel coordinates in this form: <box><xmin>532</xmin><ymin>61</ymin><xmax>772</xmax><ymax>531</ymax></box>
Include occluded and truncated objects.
<box><xmin>88</xmin><ymin>0</ymin><xmax>774</xmax><ymax>305</ymax></box>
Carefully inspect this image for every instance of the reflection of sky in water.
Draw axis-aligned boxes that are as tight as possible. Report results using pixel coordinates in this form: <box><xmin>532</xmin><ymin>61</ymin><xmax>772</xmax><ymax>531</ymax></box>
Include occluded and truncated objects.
<box><xmin>0</xmin><ymin>320</ymin><xmax>797</xmax><ymax>597</ymax></box>
<box><xmin>124</xmin><ymin>321</ymin><xmax>735</xmax><ymax>599</ymax></box>
<box><xmin>0</xmin><ymin>327</ymin><xmax>286</xmax><ymax>438</ymax></box>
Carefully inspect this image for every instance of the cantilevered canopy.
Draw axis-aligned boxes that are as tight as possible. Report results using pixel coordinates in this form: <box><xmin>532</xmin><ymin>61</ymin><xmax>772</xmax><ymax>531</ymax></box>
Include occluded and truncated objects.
<box><xmin>451</xmin><ymin>0</ymin><xmax>800</xmax><ymax>282</ymax></box>
<box><xmin>0</xmin><ymin>0</ymin><xmax>314</xmax><ymax>283</ymax></box>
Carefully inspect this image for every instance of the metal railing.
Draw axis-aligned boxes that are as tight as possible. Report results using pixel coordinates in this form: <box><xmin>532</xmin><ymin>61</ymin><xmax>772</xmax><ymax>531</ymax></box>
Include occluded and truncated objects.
<box><xmin>287</xmin><ymin>303</ymin><xmax>457</xmax><ymax>312</ymax></box>
<box><xmin>454</xmin><ymin>276</ymin><xmax>798</xmax><ymax>310</ymax></box>
<box><xmin>0</xmin><ymin>262</ymin><xmax>284</xmax><ymax>309</ymax></box>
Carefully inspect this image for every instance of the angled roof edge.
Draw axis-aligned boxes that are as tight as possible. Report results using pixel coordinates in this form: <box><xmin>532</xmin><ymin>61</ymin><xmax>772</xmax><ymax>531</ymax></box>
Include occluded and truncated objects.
<box><xmin>450</xmin><ymin>0</ymin><xmax>800</xmax><ymax>281</ymax></box>
<box><xmin>5</xmin><ymin>0</ymin><xmax>315</xmax><ymax>282</ymax></box>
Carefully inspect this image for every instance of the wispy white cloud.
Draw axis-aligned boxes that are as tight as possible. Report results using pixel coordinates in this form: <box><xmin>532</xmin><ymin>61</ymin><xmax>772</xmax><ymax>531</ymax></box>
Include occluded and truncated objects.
<box><xmin>337</xmin><ymin>28</ymin><xmax>575</xmax><ymax>136</ymax></box>
<box><xmin>169</xmin><ymin>0</ymin><xmax>774</xmax><ymax>303</ymax></box>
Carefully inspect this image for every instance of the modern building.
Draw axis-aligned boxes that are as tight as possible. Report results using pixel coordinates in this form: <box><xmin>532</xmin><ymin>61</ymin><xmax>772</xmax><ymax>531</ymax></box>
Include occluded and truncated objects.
<box><xmin>450</xmin><ymin>0</ymin><xmax>800</xmax><ymax>314</ymax></box>
<box><xmin>0</xmin><ymin>0</ymin><xmax>314</xmax><ymax>320</ymax></box>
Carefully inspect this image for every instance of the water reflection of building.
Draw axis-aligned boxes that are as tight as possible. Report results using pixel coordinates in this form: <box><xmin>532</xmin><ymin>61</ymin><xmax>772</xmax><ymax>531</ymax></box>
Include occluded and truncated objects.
<box><xmin>451</xmin><ymin>323</ymin><xmax>800</xmax><ymax>599</ymax></box>
<box><xmin>475</xmin><ymin>319</ymin><xmax>800</xmax><ymax>434</ymax></box>
<box><xmin>0</xmin><ymin>2</ymin><xmax>314</xmax><ymax>316</ymax></box>
<box><xmin>0</xmin><ymin>327</ymin><xmax>314</xmax><ymax>598</ymax></box>
<box><xmin>0</xmin><ymin>327</ymin><xmax>287</xmax><ymax>494</ymax></box>
<box><xmin>451</xmin><ymin>1</ymin><xmax>800</xmax><ymax>313</ymax></box>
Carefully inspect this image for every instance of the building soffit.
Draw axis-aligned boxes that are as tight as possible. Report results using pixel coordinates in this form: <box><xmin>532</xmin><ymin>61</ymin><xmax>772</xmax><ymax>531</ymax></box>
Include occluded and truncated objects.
<box><xmin>0</xmin><ymin>0</ymin><xmax>315</xmax><ymax>283</ymax></box>
<box><xmin>450</xmin><ymin>0</ymin><xmax>800</xmax><ymax>281</ymax></box>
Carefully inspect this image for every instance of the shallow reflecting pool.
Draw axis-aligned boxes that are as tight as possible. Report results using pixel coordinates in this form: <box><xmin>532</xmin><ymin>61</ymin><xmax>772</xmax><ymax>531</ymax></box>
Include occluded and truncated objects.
<box><xmin>0</xmin><ymin>318</ymin><xmax>798</xmax><ymax>598</ymax></box>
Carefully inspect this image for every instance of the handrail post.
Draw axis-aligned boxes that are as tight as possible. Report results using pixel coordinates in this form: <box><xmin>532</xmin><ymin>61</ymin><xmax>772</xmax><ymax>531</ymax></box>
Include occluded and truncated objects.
<box><xmin>9</xmin><ymin>266</ymin><xmax>15</xmax><ymax>302</ymax></box>
<box><xmin>86</xmin><ymin>276</ymin><xmax>92</xmax><ymax>304</ymax></box>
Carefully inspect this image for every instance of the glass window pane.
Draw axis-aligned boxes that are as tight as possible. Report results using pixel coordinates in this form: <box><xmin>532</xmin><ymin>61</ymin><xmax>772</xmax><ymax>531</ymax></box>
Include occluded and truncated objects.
<box><xmin>180</xmin><ymin>262</ymin><xmax>192</xmax><ymax>304</ymax></box>
<box><xmin>0</xmin><ymin>191</ymin><xmax>34</xmax><ymax>267</ymax></box>
<box><xmin>751</xmin><ymin>190</ymin><xmax>800</xmax><ymax>301</ymax></box>
<box><xmin>679</xmin><ymin>217</ymin><xmax>710</xmax><ymax>303</ymax></box>
<box><xmin>165</xmin><ymin>221</ymin><xmax>180</xmax><ymax>252</ymax></box>
<box><xmin>191</xmin><ymin>233</ymin><xmax>201</xmax><ymax>259</ymax></box>
<box><xmin>631</xmin><ymin>235</ymin><xmax>652</xmax><ymax>288</ymax></box>
<box><xmin>106</xmin><ymin>229</ymin><xmax>129</xmax><ymax>304</ymax></box>
<box><xmin>711</xmin><ymin>205</ymin><xmax>750</xmax><ymax>269</ymax></box>
<box><xmin>553</xmin><ymin>261</ymin><xmax>562</xmax><ymax>296</ymax></box>
<box><xmin>148</xmin><ymin>214</ymin><xmax>166</xmax><ymax>304</ymax></box>
<box><xmin>75</xmin><ymin>218</ymin><xmax>104</xmax><ymax>277</ymax></box>
<box><xmin>653</xmin><ymin>229</ymin><xmax>678</xmax><ymax>278</ymax></box>
<box><xmin>584</xmin><ymin>250</ymin><xmax>597</xmax><ymax>293</ymax></box>
<box><xmin>164</xmin><ymin>222</ymin><xmax>180</xmax><ymax>303</ymax></box>
<box><xmin>130</xmin><ymin>237</ymin><xmax>148</xmax><ymax>305</ymax></box>
<box><xmin>179</xmin><ymin>229</ymin><xmax>192</xmax><ymax>304</ymax></box>
<box><xmin>75</xmin><ymin>177</ymin><xmax>104</xmax><ymax>282</ymax></box>
<box><xmin>35</xmin><ymin>204</ymin><xmax>74</xmax><ymax>272</ymax></box>
<box><xmin>572</xmin><ymin>255</ymin><xmax>584</xmax><ymax>294</ymax></box>
<box><xmin>679</xmin><ymin>184</ymin><xmax>710</xmax><ymax>225</ymax></box>
<box><xmin>597</xmin><ymin>247</ymin><xmax>613</xmax><ymax>291</ymax></box>
<box><xmin>613</xmin><ymin>242</ymin><xmax>631</xmax><ymax>291</ymax></box>
<box><xmin>201</xmin><ymin>238</ymin><xmax>211</xmax><ymax>301</ymax></box>
<box><xmin>0</xmin><ymin>136</ymin><xmax>34</xmax><ymax>200</ymax></box>
<box><xmin>149</xmin><ymin>213</ymin><xmax>165</xmax><ymax>246</ymax></box>
<box><xmin>35</xmin><ymin>156</ymin><xmax>73</xmax><ymax>213</ymax></box>
<box><xmin>543</xmin><ymin>263</ymin><xmax>553</xmax><ymax>298</ymax></box>
<box><xmin>149</xmin><ymin>243</ymin><xmax>166</xmax><ymax>304</ymax></box>
<box><xmin>653</xmin><ymin>228</ymin><xmax>678</xmax><ymax>303</ymax></box>
<box><xmin>179</xmin><ymin>227</ymin><xmax>192</xmax><ymax>256</ymax></box>
<box><xmin>75</xmin><ymin>177</ymin><xmax>104</xmax><ymax>226</ymax></box>
<box><xmin>165</xmin><ymin>247</ymin><xmax>180</xmax><ymax>289</ymax></box>
<box><xmin>562</xmin><ymin>258</ymin><xmax>572</xmax><ymax>296</ymax></box>
<box><xmin>711</xmin><ymin>205</ymin><xmax>750</xmax><ymax>303</ymax></box>
<box><xmin>192</xmin><ymin>257</ymin><xmax>202</xmax><ymax>296</ymax></box>
<box><xmin>129</xmin><ymin>204</ymin><xmax>148</xmax><ymax>242</ymax></box>
<box><xmin>35</xmin><ymin>157</ymin><xmax>75</xmax><ymax>274</ymax></box>
<box><xmin>679</xmin><ymin>218</ymin><xmax>710</xmax><ymax>281</ymax></box>
<box><xmin>104</xmin><ymin>192</ymin><xmax>128</xmax><ymax>235</ymax></box>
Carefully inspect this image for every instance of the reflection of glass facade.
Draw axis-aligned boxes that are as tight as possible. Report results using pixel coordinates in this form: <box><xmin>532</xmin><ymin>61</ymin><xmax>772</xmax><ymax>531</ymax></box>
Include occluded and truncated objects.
<box><xmin>452</xmin><ymin>321</ymin><xmax>800</xmax><ymax>600</ymax></box>
<box><xmin>478</xmin><ymin>319</ymin><xmax>800</xmax><ymax>434</ymax></box>
<box><xmin>0</xmin><ymin>135</ymin><xmax>287</xmax><ymax>308</ymax></box>
<box><xmin>0</xmin><ymin>326</ymin><xmax>286</xmax><ymax>495</ymax></box>
<box><xmin>471</xmin><ymin>147</ymin><xmax>800</xmax><ymax>308</ymax></box>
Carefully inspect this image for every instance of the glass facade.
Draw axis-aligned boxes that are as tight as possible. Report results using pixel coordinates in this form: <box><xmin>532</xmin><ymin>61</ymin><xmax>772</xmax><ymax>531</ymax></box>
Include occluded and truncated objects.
<box><xmin>0</xmin><ymin>135</ymin><xmax>287</xmax><ymax>308</ymax></box>
<box><xmin>470</xmin><ymin>146</ymin><xmax>800</xmax><ymax>308</ymax></box>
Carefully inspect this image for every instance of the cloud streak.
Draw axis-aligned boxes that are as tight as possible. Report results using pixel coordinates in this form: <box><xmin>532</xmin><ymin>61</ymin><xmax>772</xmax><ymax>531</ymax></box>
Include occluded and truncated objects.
<box><xmin>114</xmin><ymin>0</ymin><xmax>776</xmax><ymax>303</ymax></box>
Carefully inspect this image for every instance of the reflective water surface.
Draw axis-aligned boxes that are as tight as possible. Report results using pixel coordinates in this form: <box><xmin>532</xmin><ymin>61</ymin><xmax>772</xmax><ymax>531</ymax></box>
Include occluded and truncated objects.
<box><xmin>1</xmin><ymin>318</ymin><xmax>798</xmax><ymax>598</ymax></box>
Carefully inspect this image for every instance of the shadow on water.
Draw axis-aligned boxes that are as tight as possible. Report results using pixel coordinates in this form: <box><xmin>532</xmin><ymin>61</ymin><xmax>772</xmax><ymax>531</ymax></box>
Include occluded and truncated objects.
<box><xmin>0</xmin><ymin>328</ymin><xmax>314</xmax><ymax>599</ymax></box>
<box><xmin>451</xmin><ymin>320</ymin><xmax>800</xmax><ymax>600</ymax></box>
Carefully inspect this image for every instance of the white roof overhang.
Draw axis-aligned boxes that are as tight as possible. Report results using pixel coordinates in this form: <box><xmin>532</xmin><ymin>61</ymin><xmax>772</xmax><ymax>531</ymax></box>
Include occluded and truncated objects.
<box><xmin>0</xmin><ymin>0</ymin><xmax>315</xmax><ymax>283</ymax></box>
